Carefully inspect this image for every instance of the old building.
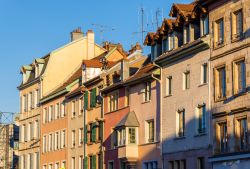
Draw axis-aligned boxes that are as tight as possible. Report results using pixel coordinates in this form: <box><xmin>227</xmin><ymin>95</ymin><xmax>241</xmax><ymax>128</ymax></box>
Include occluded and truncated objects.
<box><xmin>101</xmin><ymin>45</ymin><xmax>162</xmax><ymax>169</ymax></box>
<box><xmin>145</xmin><ymin>1</ymin><xmax>213</xmax><ymax>169</ymax></box>
<box><xmin>17</xmin><ymin>56</ymin><xmax>48</xmax><ymax>169</ymax></box>
<box><xmin>40</xmin><ymin>68</ymin><xmax>82</xmax><ymax>169</ymax></box>
<box><xmin>206</xmin><ymin>0</ymin><xmax>250</xmax><ymax>168</ymax></box>
<box><xmin>81</xmin><ymin>43</ymin><xmax>130</xmax><ymax>169</ymax></box>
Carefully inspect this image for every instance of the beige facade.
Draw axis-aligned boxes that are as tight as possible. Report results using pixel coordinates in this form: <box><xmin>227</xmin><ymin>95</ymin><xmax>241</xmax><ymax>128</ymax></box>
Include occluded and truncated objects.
<box><xmin>208</xmin><ymin>0</ymin><xmax>250</xmax><ymax>168</ymax></box>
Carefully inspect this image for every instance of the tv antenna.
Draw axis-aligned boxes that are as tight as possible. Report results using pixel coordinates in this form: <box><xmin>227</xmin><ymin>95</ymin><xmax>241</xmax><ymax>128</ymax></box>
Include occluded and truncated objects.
<box><xmin>132</xmin><ymin>7</ymin><xmax>147</xmax><ymax>47</ymax></box>
<box><xmin>91</xmin><ymin>24</ymin><xmax>116</xmax><ymax>43</ymax></box>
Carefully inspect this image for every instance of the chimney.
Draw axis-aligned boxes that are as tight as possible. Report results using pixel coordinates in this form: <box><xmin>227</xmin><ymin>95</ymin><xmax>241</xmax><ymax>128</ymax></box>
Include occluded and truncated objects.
<box><xmin>121</xmin><ymin>59</ymin><xmax>129</xmax><ymax>81</ymax></box>
<box><xmin>87</xmin><ymin>30</ymin><xmax>95</xmax><ymax>59</ymax></box>
<box><xmin>71</xmin><ymin>27</ymin><xmax>83</xmax><ymax>42</ymax></box>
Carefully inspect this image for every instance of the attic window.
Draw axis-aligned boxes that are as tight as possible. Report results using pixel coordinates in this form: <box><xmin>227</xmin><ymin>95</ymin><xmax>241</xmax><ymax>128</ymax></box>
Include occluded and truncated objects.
<box><xmin>201</xmin><ymin>15</ymin><xmax>209</xmax><ymax>36</ymax></box>
<box><xmin>35</xmin><ymin>65</ymin><xmax>39</xmax><ymax>78</ymax></box>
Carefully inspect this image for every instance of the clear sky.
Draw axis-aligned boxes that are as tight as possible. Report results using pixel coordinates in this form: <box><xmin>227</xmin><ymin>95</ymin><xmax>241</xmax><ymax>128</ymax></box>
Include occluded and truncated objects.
<box><xmin>0</xmin><ymin>0</ymin><xmax>191</xmax><ymax>113</ymax></box>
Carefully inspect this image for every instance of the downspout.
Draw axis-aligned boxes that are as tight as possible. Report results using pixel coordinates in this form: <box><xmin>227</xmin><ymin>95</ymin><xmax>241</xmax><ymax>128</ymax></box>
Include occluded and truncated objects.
<box><xmin>152</xmin><ymin>62</ymin><xmax>163</xmax><ymax>169</ymax></box>
<box><xmin>81</xmin><ymin>86</ymin><xmax>87</xmax><ymax>168</ymax></box>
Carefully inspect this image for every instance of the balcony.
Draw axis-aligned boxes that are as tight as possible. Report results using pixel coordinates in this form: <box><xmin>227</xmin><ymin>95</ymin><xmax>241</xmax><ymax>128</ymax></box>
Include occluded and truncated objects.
<box><xmin>118</xmin><ymin>144</ymin><xmax>138</xmax><ymax>159</ymax></box>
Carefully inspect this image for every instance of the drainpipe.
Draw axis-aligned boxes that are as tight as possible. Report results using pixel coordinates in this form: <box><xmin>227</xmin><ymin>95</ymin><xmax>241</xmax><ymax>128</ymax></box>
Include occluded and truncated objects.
<box><xmin>152</xmin><ymin>62</ymin><xmax>164</xmax><ymax>169</ymax></box>
<box><xmin>81</xmin><ymin>86</ymin><xmax>87</xmax><ymax>168</ymax></box>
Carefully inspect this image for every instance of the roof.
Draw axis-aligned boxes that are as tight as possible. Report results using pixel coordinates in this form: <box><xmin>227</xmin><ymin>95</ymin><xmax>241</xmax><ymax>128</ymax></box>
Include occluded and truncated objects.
<box><xmin>115</xmin><ymin>111</ymin><xmax>139</xmax><ymax>128</ymax></box>
<box><xmin>169</xmin><ymin>3</ymin><xmax>195</xmax><ymax>18</ymax></box>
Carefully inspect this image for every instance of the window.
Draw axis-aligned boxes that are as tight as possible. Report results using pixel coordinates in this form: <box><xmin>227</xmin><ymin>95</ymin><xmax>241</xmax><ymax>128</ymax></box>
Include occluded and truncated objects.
<box><xmin>237</xmin><ymin>118</ymin><xmax>248</xmax><ymax>150</ymax></box>
<box><xmin>98</xmin><ymin>121</ymin><xmax>103</xmax><ymax>141</ymax></box>
<box><xmin>108</xmin><ymin>92</ymin><xmax>118</xmax><ymax>112</ymax></box>
<box><xmin>234</xmin><ymin>59</ymin><xmax>246</xmax><ymax>94</ymax></box>
<box><xmin>125</xmin><ymin>88</ymin><xmax>129</xmax><ymax>107</ymax></box>
<box><xmin>43</xmin><ymin>108</ymin><xmax>47</xmax><ymax>123</ymax></box>
<box><xmin>111</xmin><ymin>129</ymin><xmax>118</xmax><ymax>148</ymax></box>
<box><xmin>166</xmin><ymin>76</ymin><xmax>172</xmax><ymax>96</ymax></box>
<box><xmin>48</xmin><ymin>164</ymin><xmax>52</xmax><ymax>169</ymax></box>
<box><xmin>162</xmin><ymin>37</ymin><xmax>168</xmax><ymax>52</ymax></box>
<box><xmin>55</xmin><ymin>103</ymin><xmax>60</xmax><ymax>120</ymax></box>
<box><xmin>117</xmin><ymin>128</ymin><xmax>126</xmax><ymax>146</ymax></box>
<box><xmin>72</xmin><ymin>130</ymin><xmax>76</xmax><ymax>147</ymax></box>
<box><xmin>48</xmin><ymin>134</ymin><xmax>52</xmax><ymax>151</ymax></box>
<box><xmin>27</xmin><ymin>122</ymin><xmax>31</xmax><ymax>141</ymax></box>
<box><xmin>34</xmin><ymin>120</ymin><xmax>39</xmax><ymax>139</ymax></box>
<box><xmin>197</xmin><ymin>157</ymin><xmax>205</xmax><ymax>169</ymax></box>
<box><xmin>201</xmin><ymin>63</ymin><xmax>208</xmax><ymax>84</ymax></box>
<box><xmin>90</xmin><ymin>155</ymin><xmax>96</xmax><ymax>169</ymax></box>
<box><xmin>128</xmin><ymin>128</ymin><xmax>136</xmax><ymax>144</ymax></box>
<box><xmin>218</xmin><ymin>122</ymin><xmax>228</xmax><ymax>153</ymax></box>
<box><xmin>61</xmin><ymin>130</ymin><xmax>66</xmax><ymax>148</ymax></box>
<box><xmin>71</xmin><ymin>157</ymin><xmax>76</xmax><ymax>169</ymax></box>
<box><xmin>147</xmin><ymin>120</ymin><xmax>155</xmax><ymax>143</ymax></box>
<box><xmin>183</xmin><ymin>71</ymin><xmax>190</xmax><ymax>90</ymax></box>
<box><xmin>108</xmin><ymin>161</ymin><xmax>114</xmax><ymax>169</ymax></box>
<box><xmin>71</xmin><ymin>101</ymin><xmax>76</xmax><ymax>118</ymax></box>
<box><xmin>55</xmin><ymin>162</ymin><xmax>60</xmax><ymax>169</ymax></box>
<box><xmin>79</xmin><ymin>156</ymin><xmax>84</xmax><ymax>169</ymax></box>
<box><xmin>232</xmin><ymin>10</ymin><xmax>243</xmax><ymax>39</ymax></box>
<box><xmin>62</xmin><ymin>161</ymin><xmax>66</xmax><ymax>168</ymax></box>
<box><xmin>169</xmin><ymin>33</ymin><xmax>175</xmax><ymax>50</ymax></box>
<box><xmin>157</xmin><ymin>43</ymin><xmax>162</xmax><ymax>58</ymax></box>
<box><xmin>61</xmin><ymin>103</ymin><xmax>65</xmax><ymax>117</ymax></box>
<box><xmin>43</xmin><ymin>135</ymin><xmax>46</xmax><ymax>153</ymax></box>
<box><xmin>143</xmin><ymin>82</ymin><xmax>151</xmax><ymax>102</ymax></box>
<box><xmin>215</xmin><ymin>66</ymin><xmax>226</xmax><ymax>99</ymax></box>
<box><xmin>90</xmin><ymin>88</ymin><xmax>97</xmax><ymax>108</ymax></box>
<box><xmin>49</xmin><ymin>105</ymin><xmax>54</xmax><ymax>122</ymax></box>
<box><xmin>55</xmin><ymin>132</ymin><xmax>59</xmax><ymax>150</ymax></box>
<box><xmin>79</xmin><ymin>128</ymin><xmax>84</xmax><ymax>145</ymax></box>
<box><xmin>172</xmin><ymin>160</ymin><xmax>186</xmax><ymax>169</ymax></box>
<box><xmin>177</xmin><ymin>110</ymin><xmax>185</xmax><ymax>137</ymax></box>
<box><xmin>79</xmin><ymin>97</ymin><xmax>83</xmax><ymax>115</ymax></box>
<box><xmin>215</xmin><ymin>18</ymin><xmax>224</xmax><ymax>45</ymax></box>
<box><xmin>90</xmin><ymin>123</ymin><xmax>97</xmax><ymax>142</ymax></box>
<box><xmin>197</xmin><ymin>104</ymin><xmax>206</xmax><ymax>133</ymax></box>
<box><xmin>151</xmin><ymin>44</ymin><xmax>158</xmax><ymax>60</ymax></box>
<box><xmin>144</xmin><ymin>161</ymin><xmax>158</xmax><ymax>169</ymax></box>
<box><xmin>183</xmin><ymin>24</ymin><xmax>190</xmax><ymax>44</ymax></box>
<box><xmin>43</xmin><ymin>165</ymin><xmax>46</xmax><ymax>169</ymax></box>
<box><xmin>201</xmin><ymin>15</ymin><xmax>209</xmax><ymax>36</ymax></box>
<box><xmin>98</xmin><ymin>153</ymin><xmax>103</xmax><ymax>169</ymax></box>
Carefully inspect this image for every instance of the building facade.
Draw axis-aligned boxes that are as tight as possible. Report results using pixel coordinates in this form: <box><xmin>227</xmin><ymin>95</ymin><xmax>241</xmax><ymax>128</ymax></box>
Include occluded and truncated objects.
<box><xmin>18</xmin><ymin>57</ymin><xmax>48</xmax><ymax>169</ymax></box>
<box><xmin>207</xmin><ymin>0</ymin><xmax>250</xmax><ymax>168</ymax></box>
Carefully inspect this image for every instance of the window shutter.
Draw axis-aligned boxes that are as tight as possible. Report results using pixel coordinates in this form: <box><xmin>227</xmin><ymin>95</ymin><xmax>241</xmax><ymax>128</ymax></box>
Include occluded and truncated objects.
<box><xmin>99</xmin><ymin>121</ymin><xmax>103</xmax><ymax>141</ymax></box>
<box><xmin>92</xmin><ymin>155</ymin><xmax>96</xmax><ymax>169</ymax></box>
<box><xmin>84</xmin><ymin>157</ymin><xmax>88</xmax><ymax>169</ymax></box>
<box><xmin>93</xmin><ymin>88</ymin><xmax>97</xmax><ymax>107</ymax></box>
<box><xmin>92</xmin><ymin>123</ymin><xmax>96</xmax><ymax>142</ymax></box>
<box><xmin>84</xmin><ymin>125</ymin><xmax>88</xmax><ymax>144</ymax></box>
<box><xmin>84</xmin><ymin>91</ymin><xmax>89</xmax><ymax>110</ymax></box>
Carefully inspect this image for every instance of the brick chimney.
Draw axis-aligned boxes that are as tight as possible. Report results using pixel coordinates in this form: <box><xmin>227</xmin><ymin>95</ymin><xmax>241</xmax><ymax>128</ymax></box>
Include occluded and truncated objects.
<box><xmin>87</xmin><ymin>30</ymin><xmax>95</xmax><ymax>60</ymax></box>
<box><xmin>71</xmin><ymin>27</ymin><xmax>83</xmax><ymax>42</ymax></box>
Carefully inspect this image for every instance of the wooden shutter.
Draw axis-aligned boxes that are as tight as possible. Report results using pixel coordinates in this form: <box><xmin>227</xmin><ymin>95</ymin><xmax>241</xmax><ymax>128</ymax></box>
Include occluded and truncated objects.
<box><xmin>92</xmin><ymin>155</ymin><xmax>96</xmax><ymax>169</ymax></box>
<box><xmin>84</xmin><ymin>125</ymin><xmax>88</xmax><ymax>144</ymax></box>
<box><xmin>99</xmin><ymin>121</ymin><xmax>103</xmax><ymax>141</ymax></box>
<box><xmin>92</xmin><ymin>123</ymin><xmax>96</xmax><ymax>142</ymax></box>
<box><xmin>84</xmin><ymin>91</ymin><xmax>89</xmax><ymax>110</ymax></box>
<box><xmin>84</xmin><ymin>157</ymin><xmax>88</xmax><ymax>169</ymax></box>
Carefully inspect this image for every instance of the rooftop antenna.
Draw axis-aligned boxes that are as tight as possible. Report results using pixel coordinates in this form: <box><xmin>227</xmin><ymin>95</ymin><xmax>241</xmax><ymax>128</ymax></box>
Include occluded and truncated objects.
<box><xmin>155</xmin><ymin>8</ymin><xmax>161</xmax><ymax>28</ymax></box>
<box><xmin>91</xmin><ymin>24</ymin><xmax>116</xmax><ymax>43</ymax></box>
<box><xmin>132</xmin><ymin>7</ymin><xmax>147</xmax><ymax>48</ymax></box>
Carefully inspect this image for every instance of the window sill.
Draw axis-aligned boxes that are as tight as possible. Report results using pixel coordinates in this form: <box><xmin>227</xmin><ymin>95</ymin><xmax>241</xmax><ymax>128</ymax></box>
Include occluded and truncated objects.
<box><xmin>194</xmin><ymin>132</ymin><xmax>207</xmax><ymax>137</ymax></box>
<box><xmin>174</xmin><ymin>136</ymin><xmax>186</xmax><ymax>140</ymax></box>
<box><xmin>142</xmin><ymin>100</ymin><xmax>151</xmax><ymax>104</ymax></box>
<box><xmin>213</xmin><ymin>43</ymin><xmax>225</xmax><ymax>50</ymax></box>
<box><xmin>140</xmin><ymin>141</ymin><xmax>160</xmax><ymax>146</ymax></box>
<box><xmin>198</xmin><ymin>83</ymin><xmax>208</xmax><ymax>87</ymax></box>
<box><xmin>164</xmin><ymin>94</ymin><xmax>172</xmax><ymax>98</ymax></box>
<box><xmin>215</xmin><ymin>97</ymin><xmax>227</xmax><ymax>102</ymax></box>
<box><xmin>231</xmin><ymin>34</ymin><xmax>244</xmax><ymax>43</ymax></box>
<box><xmin>234</xmin><ymin>90</ymin><xmax>247</xmax><ymax>97</ymax></box>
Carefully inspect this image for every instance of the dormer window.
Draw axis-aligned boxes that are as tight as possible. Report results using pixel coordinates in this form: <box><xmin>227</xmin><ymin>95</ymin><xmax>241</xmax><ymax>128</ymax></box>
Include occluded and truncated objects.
<box><xmin>35</xmin><ymin>65</ymin><xmax>39</xmax><ymax>78</ymax></box>
<box><xmin>169</xmin><ymin>33</ymin><xmax>175</xmax><ymax>50</ymax></box>
<box><xmin>201</xmin><ymin>15</ymin><xmax>209</xmax><ymax>36</ymax></box>
<box><xmin>183</xmin><ymin>24</ymin><xmax>190</xmax><ymax>44</ymax></box>
<box><xmin>162</xmin><ymin>36</ymin><xmax>168</xmax><ymax>53</ymax></box>
<box><xmin>151</xmin><ymin>44</ymin><xmax>157</xmax><ymax>60</ymax></box>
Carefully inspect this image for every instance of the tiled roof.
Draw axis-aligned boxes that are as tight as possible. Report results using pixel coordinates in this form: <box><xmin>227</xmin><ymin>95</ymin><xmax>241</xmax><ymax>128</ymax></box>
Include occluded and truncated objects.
<box><xmin>115</xmin><ymin>111</ymin><xmax>139</xmax><ymax>128</ymax></box>
<box><xmin>170</xmin><ymin>3</ymin><xmax>195</xmax><ymax>18</ymax></box>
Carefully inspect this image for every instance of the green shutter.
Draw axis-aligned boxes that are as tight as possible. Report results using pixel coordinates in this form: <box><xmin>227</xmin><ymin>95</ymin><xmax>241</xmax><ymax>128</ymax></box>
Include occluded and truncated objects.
<box><xmin>84</xmin><ymin>125</ymin><xmax>88</xmax><ymax>144</ymax></box>
<box><xmin>84</xmin><ymin>91</ymin><xmax>89</xmax><ymax>110</ymax></box>
<box><xmin>90</xmin><ymin>88</ymin><xmax>97</xmax><ymax>108</ymax></box>
<box><xmin>99</xmin><ymin>121</ymin><xmax>103</xmax><ymax>141</ymax></box>
<box><xmin>92</xmin><ymin>123</ymin><xmax>96</xmax><ymax>142</ymax></box>
<box><xmin>84</xmin><ymin>156</ymin><xmax>88</xmax><ymax>169</ymax></box>
<box><xmin>92</xmin><ymin>155</ymin><xmax>96</xmax><ymax>169</ymax></box>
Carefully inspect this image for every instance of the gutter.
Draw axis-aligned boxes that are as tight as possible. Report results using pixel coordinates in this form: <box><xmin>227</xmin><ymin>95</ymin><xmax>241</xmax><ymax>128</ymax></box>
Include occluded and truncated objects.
<box><xmin>152</xmin><ymin>62</ymin><xmax>163</xmax><ymax>169</ymax></box>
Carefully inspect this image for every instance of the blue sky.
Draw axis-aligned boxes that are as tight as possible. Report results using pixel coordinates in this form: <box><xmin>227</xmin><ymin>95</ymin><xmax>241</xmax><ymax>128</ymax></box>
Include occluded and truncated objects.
<box><xmin>0</xmin><ymin>0</ymin><xmax>190</xmax><ymax>112</ymax></box>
